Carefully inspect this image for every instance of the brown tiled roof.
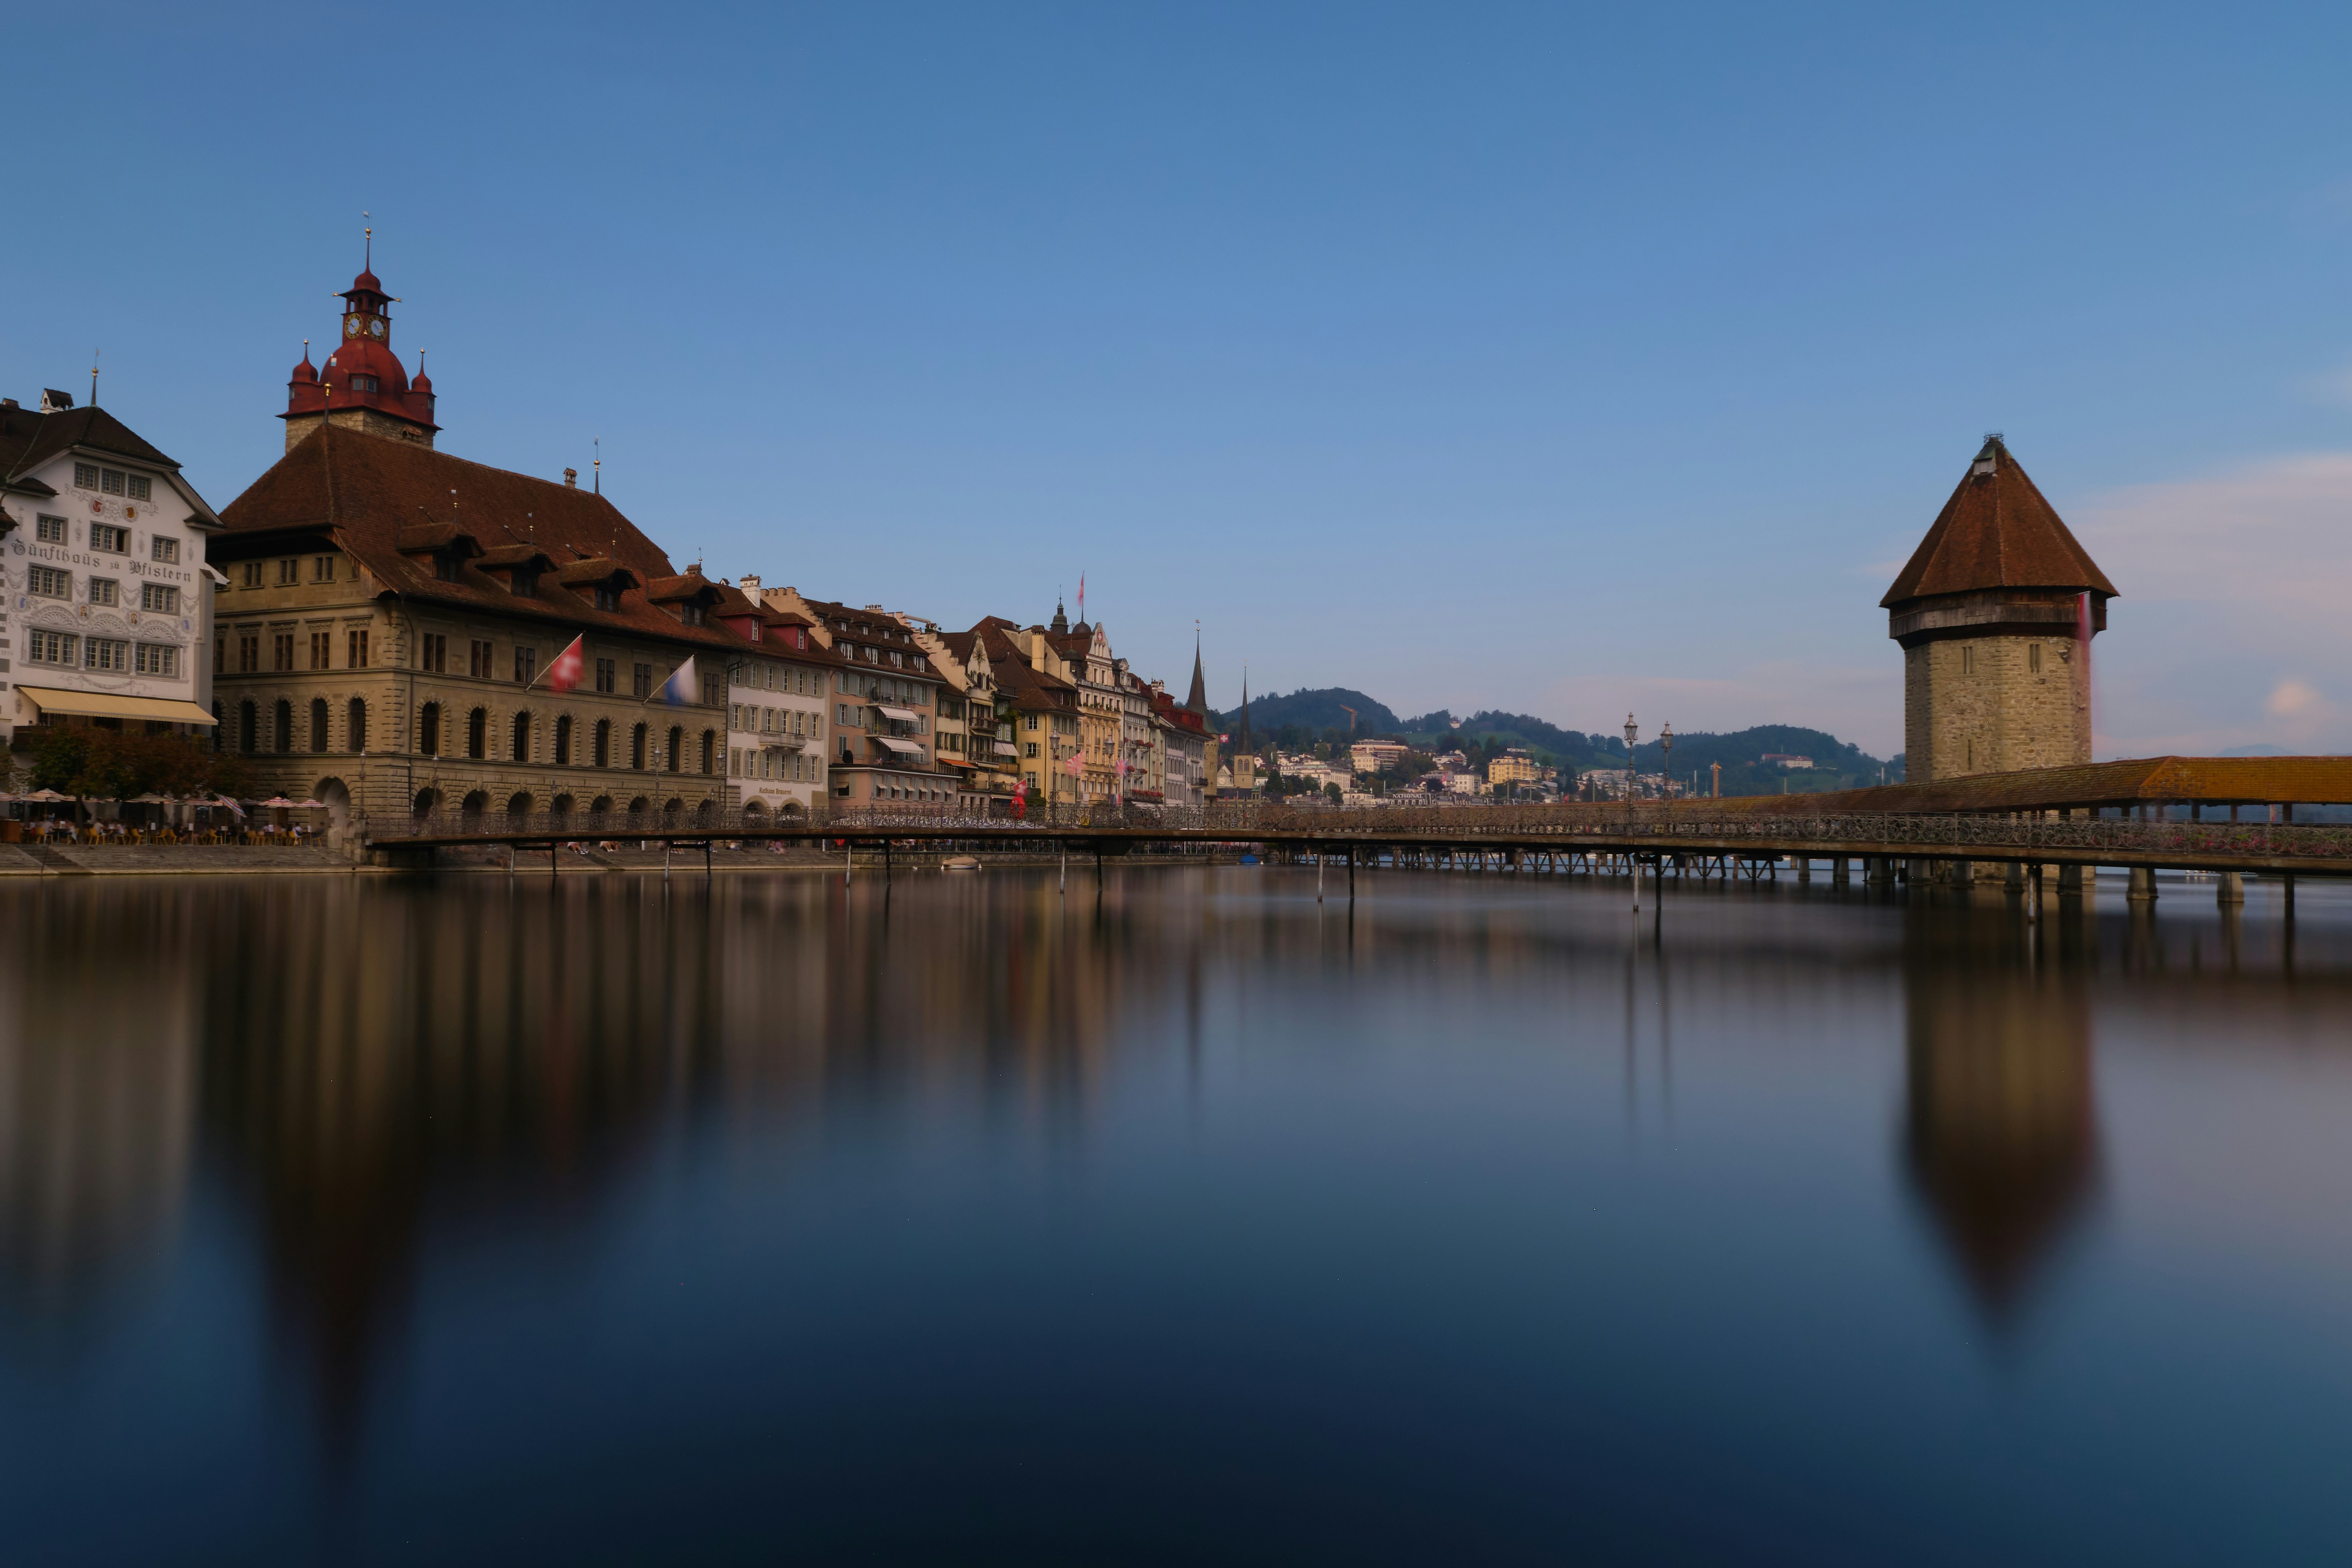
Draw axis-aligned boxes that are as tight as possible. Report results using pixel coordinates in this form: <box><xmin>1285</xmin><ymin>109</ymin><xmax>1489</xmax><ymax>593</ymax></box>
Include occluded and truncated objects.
<box><xmin>215</xmin><ymin>424</ymin><xmax>750</xmax><ymax>654</ymax></box>
<box><xmin>0</xmin><ymin>402</ymin><xmax>181</xmax><ymax>483</ymax></box>
<box><xmin>1882</xmin><ymin>437</ymin><xmax>2118</xmax><ymax>608</ymax></box>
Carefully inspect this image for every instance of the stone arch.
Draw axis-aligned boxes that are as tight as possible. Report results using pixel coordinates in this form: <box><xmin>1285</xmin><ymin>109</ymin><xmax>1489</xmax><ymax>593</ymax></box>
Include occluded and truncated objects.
<box><xmin>625</xmin><ymin>795</ymin><xmax>652</xmax><ymax>820</ymax></box>
<box><xmin>274</xmin><ymin>698</ymin><xmax>294</xmax><ymax>754</ymax></box>
<box><xmin>700</xmin><ymin>729</ymin><xmax>716</xmax><ymax>775</ymax></box>
<box><xmin>412</xmin><ymin>786</ymin><xmax>440</xmax><ymax>817</ymax></box>
<box><xmin>590</xmin><ymin>794</ymin><xmax>615</xmax><ymax>816</ymax></box>
<box><xmin>661</xmin><ymin>797</ymin><xmax>684</xmax><ymax>820</ymax></box>
<box><xmin>550</xmin><ymin>793</ymin><xmax>576</xmax><ymax>823</ymax></box>
<box><xmin>310</xmin><ymin>696</ymin><xmax>330</xmax><ymax>754</ymax></box>
<box><xmin>315</xmin><ymin>777</ymin><xmax>353</xmax><ymax>842</ymax></box>
<box><xmin>693</xmin><ymin>797</ymin><xmax>717</xmax><ymax>824</ymax></box>
<box><xmin>511</xmin><ymin>709</ymin><xmax>532</xmax><ymax>763</ymax></box>
<box><xmin>593</xmin><ymin>718</ymin><xmax>612</xmax><ymax>769</ymax></box>
<box><xmin>460</xmin><ymin>789</ymin><xmax>490</xmax><ymax>821</ymax></box>
<box><xmin>506</xmin><ymin>791</ymin><xmax>532</xmax><ymax>823</ymax></box>
<box><xmin>554</xmin><ymin>713</ymin><xmax>574</xmax><ymax>766</ymax></box>
<box><xmin>666</xmin><ymin>725</ymin><xmax>684</xmax><ymax>774</ymax></box>
<box><xmin>466</xmin><ymin>706</ymin><xmax>488</xmax><ymax>760</ymax></box>
<box><xmin>348</xmin><ymin>697</ymin><xmax>368</xmax><ymax>754</ymax></box>
<box><xmin>742</xmin><ymin>798</ymin><xmax>768</xmax><ymax>819</ymax></box>
<box><xmin>418</xmin><ymin>701</ymin><xmax>441</xmax><ymax>756</ymax></box>
<box><xmin>239</xmin><ymin>700</ymin><xmax>259</xmax><ymax>754</ymax></box>
<box><xmin>630</xmin><ymin>723</ymin><xmax>648</xmax><ymax>770</ymax></box>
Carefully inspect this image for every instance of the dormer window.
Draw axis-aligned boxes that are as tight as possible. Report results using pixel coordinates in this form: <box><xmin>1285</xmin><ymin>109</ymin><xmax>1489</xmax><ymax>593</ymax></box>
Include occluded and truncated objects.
<box><xmin>350</xmin><ymin>375</ymin><xmax>381</xmax><ymax>394</ymax></box>
<box><xmin>435</xmin><ymin>554</ymin><xmax>461</xmax><ymax>583</ymax></box>
<box><xmin>595</xmin><ymin>586</ymin><xmax>621</xmax><ymax>612</ymax></box>
<box><xmin>683</xmin><ymin>603</ymin><xmax>705</xmax><ymax>627</ymax></box>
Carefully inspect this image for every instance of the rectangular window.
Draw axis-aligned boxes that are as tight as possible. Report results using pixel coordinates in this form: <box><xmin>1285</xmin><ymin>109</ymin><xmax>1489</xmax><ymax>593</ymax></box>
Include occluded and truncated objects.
<box><xmin>420</xmin><ymin>632</ymin><xmax>447</xmax><ymax>672</ymax></box>
<box><xmin>2028</xmin><ymin>643</ymin><xmax>2043</xmax><ymax>674</ymax></box>
<box><xmin>514</xmin><ymin>647</ymin><xmax>537</xmax><ymax>685</ymax></box>
<box><xmin>27</xmin><ymin>629</ymin><xmax>76</xmax><ymax>665</ymax></box>
<box><xmin>632</xmin><ymin>662</ymin><xmax>652</xmax><ymax>698</ymax></box>
<box><xmin>35</xmin><ymin>514</ymin><xmax>66</xmax><ymax>544</ymax></box>
<box><xmin>275</xmin><ymin>559</ymin><xmax>296</xmax><ymax>586</ymax></box>
<box><xmin>88</xmin><ymin>578</ymin><xmax>118</xmax><ymax>607</ymax></box>
<box><xmin>28</xmin><ymin>565</ymin><xmax>70</xmax><ymax>598</ymax></box>
<box><xmin>348</xmin><ymin>628</ymin><xmax>370</xmax><ymax>668</ymax></box>
<box><xmin>91</xmin><ymin>523</ymin><xmax>129</xmax><ymax>554</ymax></box>
<box><xmin>151</xmin><ymin>536</ymin><xmax>179</xmax><ymax>564</ymax></box>
<box><xmin>1961</xmin><ymin>644</ymin><xmax>1975</xmax><ymax>676</ymax></box>
<box><xmin>215</xmin><ymin>637</ymin><xmax>225</xmax><ymax>674</ymax></box>
<box><xmin>126</xmin><ymin>474</ymin><xmax>151</xmax><ymax>502</ymax></box>
<box><xmin>100</xmin><ymin>468</ymin><xmax>125</xmax><ymax>496</ymax></box>
<box><xmin>85</xmin><ymin>637</ymin><xmax>129</xmax><ymax>672</ymax></box>
<box><xmin>272</xmin><ymin>633</ymin><xmax>295</xmax><ymax>671</ymax></box>
<box><xmin>141</xmin><ymin>583</ymin><xmax>180</xmax><ymax>614</ymax></box>
<box><xmin>238</xmin><ymin>635</ymin><xmax>260</xmax><ymax>673</ymax></box>
<box><xmin>135</xmin><ymin>644</ymin><xmax>179</xmax><ymax>677</ymax></box>
<box><xmin>74</xmin><ymin>463</ymin><xmax>98</xmax><ymax>490</ymax></box>
<box><xmin>595</xmin><ymin>657</ymin><xmax>617</xmax><ymax>694</ymax></box>
<box><xmin>314</xmin><ymin>556</ymin><xmax>337</xmax><ymax>583</ymax></box>
<box><xmin>311</xmin><ymin>632</ymin><xmax>331</xmax><ymax>670</ymax></box>
<box><xmin>469</xmin><ymin>639</ymin><xmax>493</xmax><ymax>679</ymax></box>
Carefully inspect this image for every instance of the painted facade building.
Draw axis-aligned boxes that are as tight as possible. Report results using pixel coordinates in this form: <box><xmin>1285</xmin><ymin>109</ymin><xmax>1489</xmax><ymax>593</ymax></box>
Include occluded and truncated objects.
<box><xmin>1</xmin><ymin>392</ymin><xmax>221</xmax><ymax>748</ymax></box>
<box><xmin>716</xmin><ymin>585</ymin><xmax>833</xmax><ymax>818</ymax></box>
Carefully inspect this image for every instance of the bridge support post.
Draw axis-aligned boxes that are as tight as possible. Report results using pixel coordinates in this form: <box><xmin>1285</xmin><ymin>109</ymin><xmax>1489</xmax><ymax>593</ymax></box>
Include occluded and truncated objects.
<box><xmin>1796</xmin><ymin>857</ymin><xmax>1811</xmax><ymax>882</ymax></box>
<box><xmin>2216</xmin><ymin>870</ymin><xmax>2244</xmax><ymax>906</ymax></box>
<box><xmin>2006</xmin><ymin>862</ymin><xmax>2026</xmax><ymax>890</ymax></box>
<box><xmin>2128</xmin><ymin>866</ymin><xmax>2158</xmax><ymax>902</ymax></box>
<box><xmin>1830</xmin><ymin>857</ymin><xmax>1849</xmax><ymax>883</ymax></box>
<box><xmin>1907</xmin><ymin>858</ymin><xmax>1932</xmax><ymax>884</ymax></box>
<box><xmin>1951</xmin><ymin>859</ymin><xmax>1973</xmax><ymax>887</ymax></box>
<box><xmin>2058</xmin><ymin>864</ymin><xmax>2086</xmax><ymax>896</ymax></box>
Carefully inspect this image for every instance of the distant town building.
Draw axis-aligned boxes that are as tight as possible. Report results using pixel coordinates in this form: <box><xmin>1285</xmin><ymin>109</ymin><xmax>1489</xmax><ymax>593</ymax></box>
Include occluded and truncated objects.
<box><xmin>1884</xmin><ymin>436</ymin><xmax>2114</xmax><ymax>782</ymax></box>
<box><xmin>1488</xmin><ymin>748</ymin><xmax>1543</xmax><ymax>786</ymax></box>
<box><xmin>2</xmin><ymin>392</ymin><xmax>222</xmax><ymax>749</ymax></box>
<box><xmin>1350</xmin><ymin>740</ymin><xmax>1410</xmax><ymax>775</ymax></box>
<box><xmin>1760</xmin><ymin>752</ymin><xmax>1815</xmax><ymax>770</ymax></box>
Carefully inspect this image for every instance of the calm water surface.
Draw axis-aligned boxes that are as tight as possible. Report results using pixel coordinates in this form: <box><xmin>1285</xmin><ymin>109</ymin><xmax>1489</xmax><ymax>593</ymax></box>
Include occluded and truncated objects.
<box><xmin>2</xmin><ymin>866</ymin><xmax>2350</xmax><ymax>1563</ymax></box>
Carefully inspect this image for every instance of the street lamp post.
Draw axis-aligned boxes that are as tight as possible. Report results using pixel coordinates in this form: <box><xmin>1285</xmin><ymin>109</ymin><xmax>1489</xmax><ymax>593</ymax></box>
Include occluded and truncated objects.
<box><xmin>1624</xmin><ymin>712</ymin><xmax>1640</xmax><ymax>911</ymax></box>
<box><xmin>1660</xmin><ymin>722</ymin><xmax>1674</xmax><ymax>808</ymax></box>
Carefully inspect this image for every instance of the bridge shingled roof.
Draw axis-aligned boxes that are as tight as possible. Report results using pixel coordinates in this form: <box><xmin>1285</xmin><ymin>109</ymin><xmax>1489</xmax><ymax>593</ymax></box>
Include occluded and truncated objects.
<box><xmin>1882</xmin><ymin>436</ymin><xmax>2118</xmax><ymax>608</ymax></box>
<box><xmin>1701</xmin><ymin>756</ymin><xmax>2352</xmax><ymax>813</ymax></box>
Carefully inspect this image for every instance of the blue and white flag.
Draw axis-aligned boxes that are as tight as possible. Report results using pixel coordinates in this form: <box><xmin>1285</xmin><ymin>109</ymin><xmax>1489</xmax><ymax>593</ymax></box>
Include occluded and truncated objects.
<box><xmin>653</xmin><ymin>657</ymin><xmax>698</xmax><ymax>706</ymax></box>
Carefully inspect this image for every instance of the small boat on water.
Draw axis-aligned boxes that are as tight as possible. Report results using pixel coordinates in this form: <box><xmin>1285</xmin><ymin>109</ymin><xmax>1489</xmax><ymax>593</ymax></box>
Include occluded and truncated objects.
<box><xmin>944</xmin><ymin>855</ymin><xmax>981</xmax><ymax>872</ymax></box>
<box><xmin>1239</xmin><ymin>853</ymin><xmax>1260</xmax><ymax>865</ymax></box>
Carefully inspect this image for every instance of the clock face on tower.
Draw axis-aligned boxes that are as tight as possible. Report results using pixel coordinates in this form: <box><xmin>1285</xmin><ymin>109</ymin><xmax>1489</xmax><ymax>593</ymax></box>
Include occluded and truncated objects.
<box><xmin>344</xmin><ymin>317</ymin><xmax>359</xmax><ymax>337</ymax></box>
<box><xmin>368</xmin><ymin>318</ymin><xmax>385</xmax><ymax>338</ymax></box>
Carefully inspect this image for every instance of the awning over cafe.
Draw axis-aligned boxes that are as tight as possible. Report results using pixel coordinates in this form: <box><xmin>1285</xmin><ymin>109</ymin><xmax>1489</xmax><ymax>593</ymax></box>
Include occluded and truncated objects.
<box><xmin>15</xmin><ymin>686</ymin><xmax>218</xmax><ymax>725</ymax></box>
<box><xmin>874</xmin><ymin>704</ymin><xmax>920</xmax><ymax>723</ymax></box>
<box><xmin>873</xmin><ymin>736</ymin><xmax>924</xmax><ymax>755</ymax></box>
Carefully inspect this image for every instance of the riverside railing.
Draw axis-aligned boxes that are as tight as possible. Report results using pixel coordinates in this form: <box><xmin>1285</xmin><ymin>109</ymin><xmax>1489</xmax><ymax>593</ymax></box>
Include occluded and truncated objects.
<box><xmin>374</xmin><ymin>801</ymin><xmax>2352</xmax><ymax>863</ymax></box>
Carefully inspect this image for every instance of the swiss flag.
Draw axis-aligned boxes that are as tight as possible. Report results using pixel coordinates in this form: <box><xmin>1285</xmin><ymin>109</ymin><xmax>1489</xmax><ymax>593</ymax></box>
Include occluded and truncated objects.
<box><xmin>545</xmin><ymin>634</ymin><xmax>586</xmax><ymax>693</ymax></box>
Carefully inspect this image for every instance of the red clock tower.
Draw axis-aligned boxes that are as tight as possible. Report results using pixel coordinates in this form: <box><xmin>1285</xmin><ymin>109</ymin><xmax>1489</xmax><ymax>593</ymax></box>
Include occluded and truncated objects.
<box><xmin>282</xmin><ymin>260</ymin><xmax>439</xmax><ymax>453</ymax></box>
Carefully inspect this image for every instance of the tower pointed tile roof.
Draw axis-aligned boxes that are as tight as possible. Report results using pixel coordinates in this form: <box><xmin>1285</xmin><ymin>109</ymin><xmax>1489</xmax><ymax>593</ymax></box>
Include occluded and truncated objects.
<box><xmin>1185</xmin><ymin>632</ymin><xmax>1208</xmax><ymax>715</ymax></box>
<box><xmin>1882</xmin><ymin>436</ymin><xmax>2117</xmax><ymax>608</ymax></box>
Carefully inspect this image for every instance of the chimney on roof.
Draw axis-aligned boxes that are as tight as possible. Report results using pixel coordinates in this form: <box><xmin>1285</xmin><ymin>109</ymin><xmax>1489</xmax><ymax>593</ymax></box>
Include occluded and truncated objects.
<box><xmin>40</xmin><ymin>388</ymin><xmax>73</xmax><ymax>413</ymax></box>
<box><xmin>564</xmin><ymin>468</ymin><xmax>578</xmax><ymax>488</ymax></box>
<box><xmin>740</xmin><ymin>573</ymin><xmax>761</xmax><ymax>596</ymax></box>
<box><xmin>0</xmin><ymin>398</ymin><xmax>16</xmax><ymax>409</ymax></box>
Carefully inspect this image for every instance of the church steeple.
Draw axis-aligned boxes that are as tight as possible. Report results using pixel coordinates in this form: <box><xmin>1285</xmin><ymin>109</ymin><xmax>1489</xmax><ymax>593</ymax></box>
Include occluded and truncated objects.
<box><xmin>1185</xmin><ymin>630</ymin><xmax>1208</xmax><ymax>715</ymax></box>
<box><xmin>1049</xmin><ymin>597</ymin><xmax>1069</xmax><ymax>635</ymax></box>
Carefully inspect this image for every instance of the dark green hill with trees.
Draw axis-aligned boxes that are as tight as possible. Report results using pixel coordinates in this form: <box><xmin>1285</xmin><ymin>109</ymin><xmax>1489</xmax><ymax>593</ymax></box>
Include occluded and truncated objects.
<box><xmin>1216</xmin><ymin>693</ymin><xmax>1892</xmax><ymax>796</ymax></box>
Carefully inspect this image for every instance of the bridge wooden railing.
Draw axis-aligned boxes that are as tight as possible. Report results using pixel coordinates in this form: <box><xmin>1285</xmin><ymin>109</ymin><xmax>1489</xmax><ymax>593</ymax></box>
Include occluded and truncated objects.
<box><xmin>368</xmin><ymin>800</ymin><xmax>2352</xmax><ymax>862</ymax></box>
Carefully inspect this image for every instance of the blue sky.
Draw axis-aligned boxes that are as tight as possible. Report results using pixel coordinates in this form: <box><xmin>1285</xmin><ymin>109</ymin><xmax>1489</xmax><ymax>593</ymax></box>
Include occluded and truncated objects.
<box><xmin>11</xmin><ymin>2</ymin><xmax>2352</xmax><ymax>757</ymax></box>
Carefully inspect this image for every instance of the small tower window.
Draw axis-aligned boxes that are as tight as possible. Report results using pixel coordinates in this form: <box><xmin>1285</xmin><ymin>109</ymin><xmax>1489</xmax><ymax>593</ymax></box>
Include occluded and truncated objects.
<box><xmin>1960</xmin><ymin>644</ymin><xmax>1975</xmax><ymax>676</ymax></box>
<box><xmin>2029</xmin><ymin>643</ymin><xmax>2043</xmax><ymax>674</ymax></box>
<box><xmin>350</xmin><ymin>374</ymin><xmax>380</xmax><ymax>394</ymax></box>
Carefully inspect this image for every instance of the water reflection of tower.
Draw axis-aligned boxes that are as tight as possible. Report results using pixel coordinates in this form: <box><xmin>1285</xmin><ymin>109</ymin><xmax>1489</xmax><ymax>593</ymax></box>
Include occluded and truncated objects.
<box><xmin>1902</xmin><ymin>907</ymin><xmax>2098</xmax><ymax>1320</ymax></box>
<box><xmin>0</xmin><ymin>888</ymin><xmax>202</xmax><ymax>1334</ymax></box>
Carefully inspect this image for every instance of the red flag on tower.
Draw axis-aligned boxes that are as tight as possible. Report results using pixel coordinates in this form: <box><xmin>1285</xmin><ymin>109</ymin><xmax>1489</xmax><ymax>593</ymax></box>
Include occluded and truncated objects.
<box><xmin>540</xmin><ymin>634</ymin><xmax>586</xmax><ymax>693</ymax></box>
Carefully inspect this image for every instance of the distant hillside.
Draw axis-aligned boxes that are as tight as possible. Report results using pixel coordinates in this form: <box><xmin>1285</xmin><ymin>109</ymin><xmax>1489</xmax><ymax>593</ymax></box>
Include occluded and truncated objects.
<box><xmin>1213</xmin><ymin>687</ymin><xmax>1399</xmax><ymax>740</ymax></box>
<box><xmin>1219</xmin><ymin>692</ymin><xmax>1891</xmax><ymax>796</ymax></box>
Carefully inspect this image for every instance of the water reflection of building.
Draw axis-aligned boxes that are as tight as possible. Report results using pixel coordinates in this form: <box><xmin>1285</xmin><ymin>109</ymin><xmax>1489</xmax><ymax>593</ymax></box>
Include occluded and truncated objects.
<box><xmin>0</xmin><ymin>887</ymin><xmax>202</xmax><ymax>1332</ymax></box>
<box><xmin>1902</xmin><ymin>909</ymin><xmax>2098</xmax><ymax>1318</ymax></box>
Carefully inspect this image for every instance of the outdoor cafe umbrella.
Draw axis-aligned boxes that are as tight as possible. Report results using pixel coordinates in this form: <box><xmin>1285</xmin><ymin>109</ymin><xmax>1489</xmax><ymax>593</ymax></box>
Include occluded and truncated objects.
<box><xmin>259</xmin><ymin>796</ymin><xmax>299</xmax><ymax>808</ymax></box>
<box><xmin>20</xmin><ymin>789</ymin><xmax>69</xmax><ymax>802</ymax></box>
